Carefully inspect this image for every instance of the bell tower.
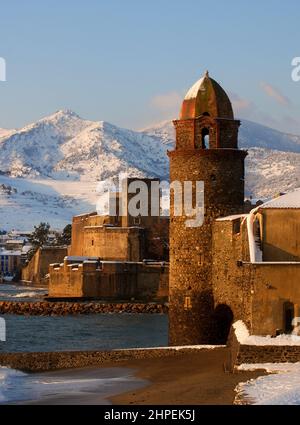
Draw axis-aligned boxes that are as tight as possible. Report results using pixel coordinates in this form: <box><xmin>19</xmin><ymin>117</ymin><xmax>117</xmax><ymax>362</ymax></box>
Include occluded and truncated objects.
<box><xmin>168</xmin><ymin>71</ymin><xmax>247</xmax><ymax>345</ymax></box>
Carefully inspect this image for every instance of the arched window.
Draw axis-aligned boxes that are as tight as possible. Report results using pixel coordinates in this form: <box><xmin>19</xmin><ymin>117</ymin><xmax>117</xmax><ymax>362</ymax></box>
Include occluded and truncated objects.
<box><xmin>201</xmin><ymin>127</ymin><xmax>209</xmax><ymax>149</ymax></box>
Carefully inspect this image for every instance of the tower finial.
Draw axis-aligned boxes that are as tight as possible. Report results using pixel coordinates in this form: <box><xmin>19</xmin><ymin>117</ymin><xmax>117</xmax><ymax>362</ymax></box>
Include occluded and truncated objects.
<box><xmin>205</xmin><ymin>70</ymin><xmax>209</xmax><ymax>78</ymax></box>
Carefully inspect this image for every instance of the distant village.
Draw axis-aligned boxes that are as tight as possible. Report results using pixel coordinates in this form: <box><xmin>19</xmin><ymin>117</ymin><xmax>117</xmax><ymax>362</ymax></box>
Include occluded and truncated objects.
<box><xmin>0</xmin><ymin>229</ymin><xmax>31</xmax><ymax>282</ymax></box>
<box><xmin>0</xmin><ymin>226</ymin><xmax>69</xmax><ymax>283</ymax></box>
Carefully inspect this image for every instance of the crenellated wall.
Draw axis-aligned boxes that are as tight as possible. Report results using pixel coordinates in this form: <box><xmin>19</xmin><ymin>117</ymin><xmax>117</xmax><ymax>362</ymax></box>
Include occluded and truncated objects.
<box><xmin>49</xmin><ymin>258</ymin><xmax>168</xmax><ymax>300</ymax></box>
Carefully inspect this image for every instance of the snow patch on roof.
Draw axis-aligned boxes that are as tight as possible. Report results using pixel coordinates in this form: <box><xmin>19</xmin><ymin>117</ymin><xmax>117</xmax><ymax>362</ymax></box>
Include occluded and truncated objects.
<box><xmin>216</xmin><ymin>214</ymin><xmax>248</xmax><ymax>222</ymax></box>
<box><xmin>184</xmin><ymin>77</ymin><xmax>206</xmax><ymax>100</ymax></box>
<box><xmin>259</xmin><ymin>188</ymin><xmax>300</xmax><ymax>209</ymax></box>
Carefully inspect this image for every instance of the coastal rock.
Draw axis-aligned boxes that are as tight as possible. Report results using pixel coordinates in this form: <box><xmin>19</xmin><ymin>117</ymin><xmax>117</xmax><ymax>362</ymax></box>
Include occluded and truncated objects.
<box><xmin>0</xmin><ymin>301</ymin><xmax>168</xmax><ymax>316</ymax></box>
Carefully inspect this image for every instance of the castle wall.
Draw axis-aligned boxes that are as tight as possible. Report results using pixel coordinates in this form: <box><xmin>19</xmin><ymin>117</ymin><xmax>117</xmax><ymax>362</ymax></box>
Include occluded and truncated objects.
<box><xmin>212</xmin><ymin>218</ymin><xmax>252</xmax><ymax>332</ymax></box>
<box><xmin>212</xmin><ymin>217</ymin><xmax>300</xmax><ymax>337</ymax></box>
<box><xmin>70</xmin><ymin>212</ymin><xmax>148</xmax><ymax>262</ymax></box>
<box><xmin>70</xmin><ymin>213</ymin><xmax>97</xmax><ymax>256</ymax></box>
<box><xmin>225</xmin><ymin>326</ymin><xmax>300</xmax><ymax>372</ymax></box>
<box><xmin>49</xmin><ymin>259</ymin><xmax>168</xmax><ymax>300</ymax></box>
<box><xmin>250</xmin><ymin>263</ymin><xmax>300</xmax><ymax>335</ymax></box>
<box><xmin>261</xmin><ymin>209</ymin><xmax>300</xmax><ymax>261</ymax></box>
<box><xmin>49</xmin><ymin>262</ymin><xmax>85</xmax><ymax>297</ymax></box>
<box><xmin>82</xmin><ymin>227</ymin><xmax>143</xmax><ymax>261</ymax></box>
<box><xmin>22</xmin><ymin>246</ymin><xmax>68</xmax><ymax>286</ymax></box>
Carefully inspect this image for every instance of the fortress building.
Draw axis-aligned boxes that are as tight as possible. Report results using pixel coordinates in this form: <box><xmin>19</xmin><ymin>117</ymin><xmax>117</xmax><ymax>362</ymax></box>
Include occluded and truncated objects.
<box><xmin>168</xmin><ymin>71</ymin><xmax>247</xmax><ymax>345</ymax></box>
<box><xmin>47</xmin><ymin>178</ymin><xmax>169</xmax><ymax>300</ymax></box>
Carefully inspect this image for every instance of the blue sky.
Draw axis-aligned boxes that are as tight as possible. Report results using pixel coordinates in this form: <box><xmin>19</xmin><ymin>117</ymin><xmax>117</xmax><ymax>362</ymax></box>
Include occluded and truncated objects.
<box><xmin>0</xmin><ymin>0</ymin><xmax>300</xmax><ymax>133</ymax></box>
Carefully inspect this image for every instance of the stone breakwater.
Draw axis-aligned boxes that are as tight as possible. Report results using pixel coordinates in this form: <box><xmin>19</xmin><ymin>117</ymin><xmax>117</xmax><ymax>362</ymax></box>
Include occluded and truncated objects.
<box><xmin>0</xmin><ymin>301</ymin><xmax>168</xmax><ymax>316</ymax></box>
<box><xmin>0</xmin><ymin>347</ymin><xmax>216</xmax><ymax>372</ymax></box>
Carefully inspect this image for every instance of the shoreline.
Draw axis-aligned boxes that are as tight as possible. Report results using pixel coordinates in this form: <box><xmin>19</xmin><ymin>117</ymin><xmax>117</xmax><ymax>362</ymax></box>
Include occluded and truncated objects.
<box><xmin>3</xmin><ymin>367</ymin><xmax>148</xmax><ymax>405</ymax></box>
<box><xmin>0</xmin><ymin>347</ymin><xmax>266</xmax><ymax>405</ymax></box>
<box><xmin>109</xmin><ymin>348</ymin><xmax>266</xmax><ymax>405</ymax></box>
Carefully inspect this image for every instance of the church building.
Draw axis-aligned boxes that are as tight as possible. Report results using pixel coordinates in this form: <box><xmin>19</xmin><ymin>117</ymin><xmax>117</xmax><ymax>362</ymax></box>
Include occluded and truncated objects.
<box><xmin>168</xmin><ymin>71</ymin><xmax>300</xmax><ymax>345</ymax></box>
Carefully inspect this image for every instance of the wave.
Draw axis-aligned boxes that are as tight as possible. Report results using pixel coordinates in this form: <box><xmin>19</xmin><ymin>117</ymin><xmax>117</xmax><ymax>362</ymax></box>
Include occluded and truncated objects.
<box><xmin>13</xmin><ymin>292</ymin><xmax>42</xmax><ymax>299</ymax></box>
<box><xmin>0</xmin><ymin>366</ymin><xmax>141</xmax><ymax>404</ymax></box>
<box><xmin>0</xmin><ymin>291</ymin><xmax>45</xmax><ymax>299</ymax></box>
<box><xmin>0</xmin><ymin>367</ymin><xmax>26</xmax><ymax>403</ymax></box>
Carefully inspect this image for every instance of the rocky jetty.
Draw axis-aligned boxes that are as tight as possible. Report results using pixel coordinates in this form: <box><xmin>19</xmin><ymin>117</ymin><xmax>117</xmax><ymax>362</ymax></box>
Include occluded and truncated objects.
<box><xmin>0</xmin><ymin>301</ymin><xmax>168</xmax><ymax>316</ymax></box>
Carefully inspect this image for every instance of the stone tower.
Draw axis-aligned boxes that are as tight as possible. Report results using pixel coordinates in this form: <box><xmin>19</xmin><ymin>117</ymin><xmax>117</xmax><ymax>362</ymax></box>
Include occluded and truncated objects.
<box><xmin>168</xmin><ymin>71</ymin><xmax>247</xmax><ymax>345</ymax></box>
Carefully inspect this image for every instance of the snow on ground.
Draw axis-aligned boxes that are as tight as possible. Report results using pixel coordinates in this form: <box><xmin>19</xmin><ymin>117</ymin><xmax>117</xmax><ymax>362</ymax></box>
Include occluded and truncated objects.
<box><xmin>233</xmin><ymin>322</ymin><xmax>300</xmax><ymax>404</ymax></box>
<box><xmin>233</xmin><ymin>320</ymin><xmax>300</xmax><ymax>345</ymax></box>
<box><xmin>235</xmin><ymin>363</ymin><xmax>300</xmax><ymax>405</ymax></box>
<box><xmin>119</xmin><ymin>345</ymin><xmax>225</xmax><ymax>351</ymax></box>
<box><xmin>0</xmin><ymin>175</ymin><xmax>96</xmax><ymax>231</ymax></box>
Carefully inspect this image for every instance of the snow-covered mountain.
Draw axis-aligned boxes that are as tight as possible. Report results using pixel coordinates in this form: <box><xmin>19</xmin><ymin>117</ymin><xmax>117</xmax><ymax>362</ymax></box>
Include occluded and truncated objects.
<box><xmin>0</xmin><ymin>128</ymin><xmax>15</xmax><ymax>138</ymax></box>
<box><xmin>1</xmin><ymin>110</ymin><xmax>300</xmax><ymax>230</ymax></box>
<box><xmin>0</xmin><ymin>110</ymin><xmax>169</xmax><ymax>230</ymax></box>
<box><xmin>0</xmin><ymin>110</ymin><xmax>168</xmax><ymax>180</ymax></box>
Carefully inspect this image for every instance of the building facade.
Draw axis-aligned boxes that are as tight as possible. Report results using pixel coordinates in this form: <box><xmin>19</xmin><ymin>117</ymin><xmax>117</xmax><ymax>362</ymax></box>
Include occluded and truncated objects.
<box><xmin>212</xmin><ymin>199</ymin><xmax>300</xmax><ymax>340</ymax></box>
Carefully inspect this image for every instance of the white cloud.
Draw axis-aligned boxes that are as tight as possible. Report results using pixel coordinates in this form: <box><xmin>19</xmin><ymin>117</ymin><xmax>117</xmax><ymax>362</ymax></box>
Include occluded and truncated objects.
<box><xmin>260</xmin><ymin>82</ymin><xmax>291</xmax><ymax>106</ymax></box>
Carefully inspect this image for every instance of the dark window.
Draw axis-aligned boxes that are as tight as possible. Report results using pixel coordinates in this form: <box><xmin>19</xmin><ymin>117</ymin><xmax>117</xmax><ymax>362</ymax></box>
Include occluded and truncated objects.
<box><xmin>283</xmin><ymin>301</ymin><xmax>294</xmax><ymax>334</ymax></box>
<box><xmin>233</xmin><ymin>218</ymin><xmax>241</xmax><ymax>234</ymax></box>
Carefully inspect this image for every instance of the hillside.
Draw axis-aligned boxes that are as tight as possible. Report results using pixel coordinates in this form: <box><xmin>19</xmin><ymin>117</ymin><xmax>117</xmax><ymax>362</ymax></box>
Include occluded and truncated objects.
<box><xmin>1</xmin><ymin>111</ymin><xmax>300</xmax><ymax>230</ymax></box>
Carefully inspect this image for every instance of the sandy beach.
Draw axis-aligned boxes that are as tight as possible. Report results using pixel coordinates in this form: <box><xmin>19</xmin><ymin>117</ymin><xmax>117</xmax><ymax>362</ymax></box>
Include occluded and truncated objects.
<box><xmin>6</xmin><ymin>347</ymin><xmax>265</xmax><ymax>405</ymax></box>
<box><xmin>110</xmin><ymin>347</ymin><xmax>266</xmax><ymax>405</ymax></box>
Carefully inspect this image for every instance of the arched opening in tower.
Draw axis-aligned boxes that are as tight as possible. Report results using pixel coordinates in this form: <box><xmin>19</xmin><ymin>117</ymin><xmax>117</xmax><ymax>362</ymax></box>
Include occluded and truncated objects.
<box><xmin>201</xmin><ymin>127</ymin><xmax>209</xmax><ymax>149</ymax></box>
<box><xmin>213</xmin><ymin>304</ymin><xmax>234</xmax><ymax>344</ymax></box>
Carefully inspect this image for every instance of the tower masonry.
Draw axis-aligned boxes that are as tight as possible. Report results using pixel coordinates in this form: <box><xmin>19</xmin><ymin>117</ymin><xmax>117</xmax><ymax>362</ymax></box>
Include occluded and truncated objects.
<box><xmin>168</xmin><ymin>71</ymin><xmax>247</xmax><ymax>345</ymax></box>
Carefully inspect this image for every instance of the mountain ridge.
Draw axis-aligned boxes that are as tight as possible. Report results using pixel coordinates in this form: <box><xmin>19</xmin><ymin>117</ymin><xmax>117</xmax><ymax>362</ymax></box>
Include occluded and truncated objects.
<box><xmin>1</xmin><ymin>110</ymin><xmax>300</xmax><ymax>230</ymax></box>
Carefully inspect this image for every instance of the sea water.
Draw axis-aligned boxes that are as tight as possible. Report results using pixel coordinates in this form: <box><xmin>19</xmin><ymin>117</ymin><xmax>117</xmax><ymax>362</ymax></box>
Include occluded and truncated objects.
<box><xmin>0</xmin><ymin>284</ymin><xmax>167</xmax><ymax>404</ymax></box>
<box><xmin>0</xmin><ymin>314</ymin><xmax>168</xmax><ymax>352</ymax></box>
<box><xmin>0</xmin><ymin>283</ymin><xmax>168</xmax><ymax>352</ymax></box>
<box><xmin>0</xmin><ymin>366</ymin><xmax>146</xmax><ymax>404</ymax></box>
<box><xmin>0</xmin><ymin>283</ymin><xmax>47</xmax><ymax>301</ymax></box>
